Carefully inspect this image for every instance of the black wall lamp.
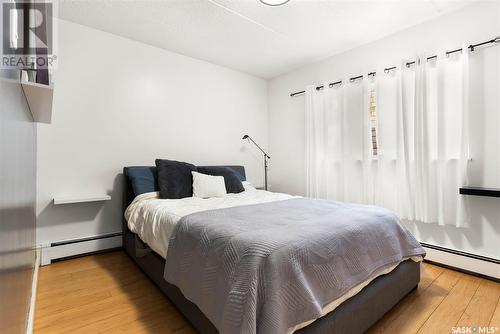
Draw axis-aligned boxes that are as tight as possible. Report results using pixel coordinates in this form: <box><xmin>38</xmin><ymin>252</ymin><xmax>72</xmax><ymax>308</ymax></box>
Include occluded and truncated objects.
<box><xmin>242</xmin><ymin>135</ymin><xmax>270</xmax><ymax>190</ymax></box>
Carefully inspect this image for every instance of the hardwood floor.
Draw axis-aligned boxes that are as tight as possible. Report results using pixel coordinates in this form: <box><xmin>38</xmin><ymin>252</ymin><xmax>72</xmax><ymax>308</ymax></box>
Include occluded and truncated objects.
<box><xmin>35</xmin><ymin>251</ymin><xmax>500</xmax><ymax>334</ymax></box>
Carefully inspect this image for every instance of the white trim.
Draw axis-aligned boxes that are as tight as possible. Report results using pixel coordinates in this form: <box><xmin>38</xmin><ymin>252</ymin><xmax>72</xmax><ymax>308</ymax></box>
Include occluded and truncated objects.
<box><xmin>26</xmin><ymin>248</ymin><xmax>40</xmax><ymax>334</ymax></box>
<box><xmin>423</xmin><ymin>246</ymin><xmax>500</xmax><ymax>279</ymax></box>
<box><xmin>40</xmin><ymin>235</ymin><xmax>122</xmax><ymax>266</ymax></box>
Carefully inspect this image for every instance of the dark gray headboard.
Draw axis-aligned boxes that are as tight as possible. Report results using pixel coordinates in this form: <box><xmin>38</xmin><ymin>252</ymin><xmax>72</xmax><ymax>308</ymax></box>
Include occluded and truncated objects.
<box><xmin>122</xmin><ymin>164</ymin><xmax>246</xmax><ymax>218</ymax></box>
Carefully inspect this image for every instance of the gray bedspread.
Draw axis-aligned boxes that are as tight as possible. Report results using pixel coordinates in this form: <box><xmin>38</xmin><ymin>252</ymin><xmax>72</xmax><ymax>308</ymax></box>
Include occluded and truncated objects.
<box><xmin>164</xmin><ymin>198</ymin><xmax>425</xmax><ymax>334</ymax></box>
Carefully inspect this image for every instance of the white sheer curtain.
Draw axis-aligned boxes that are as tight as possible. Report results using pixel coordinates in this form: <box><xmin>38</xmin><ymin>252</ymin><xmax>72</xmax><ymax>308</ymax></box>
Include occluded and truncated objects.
<box><xmin>305</xmin><ymin>47</ymin><xmax>470</xmax><ymax>226</ymax></box>
<box><xmin>305</xmin><ymin>85</ymin><xmax>327</xmax><ymax>198</ymax></box>
<box><xmin>305</xmin><ymin>79</ymin><xmax>373</xmax><ymax>203</ymax></box>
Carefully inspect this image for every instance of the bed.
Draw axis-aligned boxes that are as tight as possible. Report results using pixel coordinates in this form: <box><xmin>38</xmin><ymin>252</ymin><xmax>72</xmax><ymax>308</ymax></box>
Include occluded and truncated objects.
<box><xmin>122</xmin><ymin>165</ymin><xmax>423</xmax><ymax>334</ymax></box>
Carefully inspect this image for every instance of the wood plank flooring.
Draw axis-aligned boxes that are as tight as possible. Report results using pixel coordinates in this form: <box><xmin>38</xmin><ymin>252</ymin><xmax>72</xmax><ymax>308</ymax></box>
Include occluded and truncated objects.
<box><xmin>35</xmin><ymin>251</ymin><xmax>500</xmax><ymax>334</ymax></box>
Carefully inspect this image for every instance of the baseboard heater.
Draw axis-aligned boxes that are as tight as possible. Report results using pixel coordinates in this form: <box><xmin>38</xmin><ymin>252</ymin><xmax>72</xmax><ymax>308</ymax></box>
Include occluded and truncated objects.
<box><xmin>421</xmin><ymin>242</ymin><xmax>500</xmax><ymax>281</ymax></box>
<box><xmin>39</xmin><ymin>233</ymin><xmax>499</xmax><ymax>280</ymax></box>
<box><xmin>40</xmin><ymin>232</ymin><xmax>122</xmax><ymax>265</ymax></box>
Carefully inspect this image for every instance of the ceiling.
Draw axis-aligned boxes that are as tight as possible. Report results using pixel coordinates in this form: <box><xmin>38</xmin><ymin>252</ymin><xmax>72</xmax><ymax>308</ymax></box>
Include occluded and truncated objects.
<box><xmin>58</xmin><ymin>0</ymin><xmax>476</xmax><ymax>79</ymax></box>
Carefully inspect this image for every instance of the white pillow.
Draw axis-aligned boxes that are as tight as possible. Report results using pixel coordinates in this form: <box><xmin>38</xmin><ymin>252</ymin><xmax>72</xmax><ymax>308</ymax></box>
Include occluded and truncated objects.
<box><xmin>242</xmin><ymin>181</ymin><xmax>256</xmax><ymax>192</ymax></box>
<box><xmin>192</xmin><ymin>171</ymin><xmax>227</xmax><ymax>198</ymax></box>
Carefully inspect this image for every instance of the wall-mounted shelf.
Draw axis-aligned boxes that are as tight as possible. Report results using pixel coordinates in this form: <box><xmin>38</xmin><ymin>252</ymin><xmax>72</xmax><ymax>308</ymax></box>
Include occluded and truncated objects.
<box><xmin>459</xmin><ymin>187</ymin><xmax>500</xmax><ymax>198</ymax></box>
<box><xmin>53</xmin><ymin>195</ymin><xmax>111</xmax><ymax>205</ymax></box>
<box><xmin>21</xmin><ymin>81</ymin><xmax>54</xmax><ymax>124</ymax></box>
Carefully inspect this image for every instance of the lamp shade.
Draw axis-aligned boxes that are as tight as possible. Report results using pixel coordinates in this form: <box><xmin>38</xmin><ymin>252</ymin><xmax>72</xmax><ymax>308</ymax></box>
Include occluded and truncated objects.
<box><xmin>259</xmin><ymin>0</ymin><xmax>291</xmax><ymax>6</ymax></box>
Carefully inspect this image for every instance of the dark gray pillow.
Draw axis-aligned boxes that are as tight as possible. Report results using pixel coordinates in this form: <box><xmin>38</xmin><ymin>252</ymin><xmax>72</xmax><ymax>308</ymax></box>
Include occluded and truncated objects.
<box><xmin>196</xmin><ymin>166</ymin><xmax>244</xmax><ymax>193</ymax></box>
<box><xmin>155</xmin><ymin>159</ymin><xmax>197</xmax><ymax>199</ymax></box>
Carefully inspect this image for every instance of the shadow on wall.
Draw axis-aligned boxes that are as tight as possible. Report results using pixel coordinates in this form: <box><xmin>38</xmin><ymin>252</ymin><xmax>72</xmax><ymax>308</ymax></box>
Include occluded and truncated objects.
<box><xmin>0</xmin><ymin>206</ymin><xmax>36</xmax><ymax>334</ymax></box>
<box><xmin>0</xmin><ymin>267</ymin><xmax>33</xmax><ymax>333</ymax></box>
<box><xmin>37</xmin><ymin>173</ymin><xmax>125</xmax><ymax>242</ymax></box>
<box><xmin>37</xmin><ymin>202</ymin><xmax>103</xmax><ymax>226</ymax></box>
<box><xmin>0</xmin><ymin>77</ymin><xmax>36</xmax><ymax>333</ymax></box>
<box><xmin>240</xmin><ymin>141</ymin><xmax>268</xmax><ymax>187</ymax></box>
<box><xmin>403</xmin><ymin>195</ymin><xmax>500</xmax><ymax>258</ymax></box>
<box><xmin>465</xmin><ymin>196</ymin><xmax>500</xmax><ymax>245</ymax></box>
<box><xmin>102</xmin><ymin>173</ymin><xmax>125</xmax><ymax>230</ymax></box>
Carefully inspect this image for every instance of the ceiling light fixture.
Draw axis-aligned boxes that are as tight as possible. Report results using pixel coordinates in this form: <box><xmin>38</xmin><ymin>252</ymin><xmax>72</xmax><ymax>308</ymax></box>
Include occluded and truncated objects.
<box><xmin>259</xmin><ymin>0</ymin><xmax>291</xmax><ymax>7</ymax></box>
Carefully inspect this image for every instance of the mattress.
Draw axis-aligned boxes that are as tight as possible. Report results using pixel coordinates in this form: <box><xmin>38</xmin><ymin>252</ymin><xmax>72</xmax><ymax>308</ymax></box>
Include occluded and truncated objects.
<box><xmin>125</xmin><ymin>186</ymin><xmax>296</xmax><ymax>258</ymax></box>
<box><xmin>124</xmin><ymin>187</ymin><xmax>422</xmax><ymax>333</ymax></box>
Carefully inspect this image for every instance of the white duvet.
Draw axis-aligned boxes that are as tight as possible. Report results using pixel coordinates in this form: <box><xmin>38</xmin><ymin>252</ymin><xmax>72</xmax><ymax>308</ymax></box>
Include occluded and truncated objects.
<box><xmin>125</xmin><ymin>187</ymin><xmax>295</xmax><ymax>258</ymax></box>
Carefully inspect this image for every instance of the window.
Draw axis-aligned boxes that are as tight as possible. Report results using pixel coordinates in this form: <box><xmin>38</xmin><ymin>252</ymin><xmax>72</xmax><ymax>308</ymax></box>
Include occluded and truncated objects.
<box><xmin>369</xmin><ymin>90</ymin><xmax>378</xmax><ymax>156</ymax></box>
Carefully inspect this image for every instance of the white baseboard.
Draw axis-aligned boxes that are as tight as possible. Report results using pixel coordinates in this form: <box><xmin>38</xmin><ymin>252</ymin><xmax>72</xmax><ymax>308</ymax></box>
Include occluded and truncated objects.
<box><xmin>423</xmin><ymin>246</ymin><xmax>500</xmax><ymax>280</ymax></box>
<box><xmin>26</xmin><ymin>248</ymin><xmax>40</xmax><ymax>334</ymax></box>
<box><xmin>40</xmin><ymin>233</ymin><xmax>122</xmax><ymax>266</ymax></box>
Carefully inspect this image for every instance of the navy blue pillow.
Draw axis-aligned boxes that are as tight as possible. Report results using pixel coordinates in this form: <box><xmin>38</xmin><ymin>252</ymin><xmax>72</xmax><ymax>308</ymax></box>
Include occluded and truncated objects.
<box><xmin>127</xmin><ymin>167</ymin><xmax>158</xmax><ymax>196</ymax></box>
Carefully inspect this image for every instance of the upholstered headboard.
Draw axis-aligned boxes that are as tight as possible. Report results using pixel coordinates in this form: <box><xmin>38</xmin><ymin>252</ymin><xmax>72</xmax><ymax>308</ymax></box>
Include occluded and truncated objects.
<box><xmin>122</xmin><ymin>165</ymin><xmax>246</xmax><ymax>238</ymax></box>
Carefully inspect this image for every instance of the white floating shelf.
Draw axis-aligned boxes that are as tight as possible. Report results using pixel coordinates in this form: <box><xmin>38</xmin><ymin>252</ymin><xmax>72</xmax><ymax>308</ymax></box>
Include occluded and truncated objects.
<box><xmin>21</xmin><ymin>81</ymin><xmax>54</xmax><ymax>124</ymax></box>
<box><xmin>53</xmin><ymin>195</ymin><xmax>111</xmax><ymax>205</ymax></box>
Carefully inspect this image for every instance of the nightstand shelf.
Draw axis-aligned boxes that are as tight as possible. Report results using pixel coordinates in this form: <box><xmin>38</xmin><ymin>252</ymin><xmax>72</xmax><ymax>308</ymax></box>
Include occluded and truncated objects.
<box><xmin>459</xmin><ymin>187</ymin><xmax>500</xmax><ymax>198</ymax></box>
<box><xmin>53</xmin><ymin>195</ymin><xmax>111</xmax><ymax>205</ymax></box>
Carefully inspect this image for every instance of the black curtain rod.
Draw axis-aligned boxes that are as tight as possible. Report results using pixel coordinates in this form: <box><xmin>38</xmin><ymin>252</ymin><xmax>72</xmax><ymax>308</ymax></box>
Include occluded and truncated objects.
<box><xmin>290</xmin><ymin>36</ymin><xmax>499</xmax><ymax>97</ymax></box>
<box><xmin>315</xmin><ymin>80</ymin><xmax>343</xmax><ymax>91</ymax></box>
<box><xmin>384</xmin><ymin>66</ymin><xmax>397</xmax><ymax>73</ymax></box>
<box><xmin>350</xmin><ymin>75</ymin><xmax>364</xmax><ymax>82</ymax></box>
<box><xmin>290</xmin><ymin>80</ymin><xmax>342</xmax><ymax>97</ymax></box>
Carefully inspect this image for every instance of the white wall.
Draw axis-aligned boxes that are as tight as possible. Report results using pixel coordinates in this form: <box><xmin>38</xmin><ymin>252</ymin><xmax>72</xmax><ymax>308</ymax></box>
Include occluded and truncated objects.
<box><xmin>268</xmin><ymin>2</ymin><xmax>500</xmax><ymax>259</ymax></box>
<box><xmin>36</xmin><ymin>20</ymin><xmax>268</xmax><ymax>245</ymax></box>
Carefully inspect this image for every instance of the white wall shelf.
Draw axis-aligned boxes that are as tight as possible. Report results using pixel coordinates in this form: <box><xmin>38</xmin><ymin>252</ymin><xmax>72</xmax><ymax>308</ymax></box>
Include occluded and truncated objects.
<box><xmin>53</xmin><ymin>195</ymin><xmax>111</xmax><ymax>205</ymax></box>
<box><xmin>21</xmin><ymin>81</ymin><xmax>54</xmax><ymax>124</ymax></box>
